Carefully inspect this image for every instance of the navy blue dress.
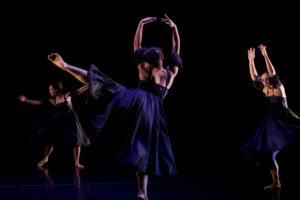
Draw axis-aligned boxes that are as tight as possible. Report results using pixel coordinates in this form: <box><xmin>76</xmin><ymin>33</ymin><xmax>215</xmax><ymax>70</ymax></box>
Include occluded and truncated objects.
<box><xmin>87</xmin><ymin>52</ymin><xmax>181</xmax><ymax>175</ymax></box>
<box><xmin>245</xmin><ymin>95</ymin><xmax>300</xmax><ymax>153</ymax></box>
<box><xmin>240</xmin><ymin>75</ymin><xmax>300</xmax><ymax>166</ymax></box>
<box><xmin>28</xmin><ymin>95</ymin><xmax>90</xmax><ymax>147</ymax></box>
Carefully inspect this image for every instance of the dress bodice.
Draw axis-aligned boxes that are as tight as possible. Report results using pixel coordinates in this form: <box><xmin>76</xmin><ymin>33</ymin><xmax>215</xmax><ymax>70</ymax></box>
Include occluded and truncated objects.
<box><xmin>266</xmin><ymin>96</ymin><xmax>288</xmax><ymax>108</ymax></box>
<box><xmin>138</xmin><ymin>80</ymin><xmax>169</xmax><ymax>98</ymax></box>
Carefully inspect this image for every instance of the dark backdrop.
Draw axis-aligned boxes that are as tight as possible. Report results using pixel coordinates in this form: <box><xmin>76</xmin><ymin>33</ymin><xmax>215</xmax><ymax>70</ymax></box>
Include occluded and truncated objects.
<box><xmin>2</xmin><ymin>2</ymin><xmax>300</xmax><ymax>177</ymax></box>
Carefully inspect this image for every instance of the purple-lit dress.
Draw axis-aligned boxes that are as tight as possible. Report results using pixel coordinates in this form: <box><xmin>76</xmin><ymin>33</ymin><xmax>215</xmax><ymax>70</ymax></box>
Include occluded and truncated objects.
<box><xmin>87</xmin><ymin>50</ymin><xmax>182</xmax><ymax>176</ymax></box>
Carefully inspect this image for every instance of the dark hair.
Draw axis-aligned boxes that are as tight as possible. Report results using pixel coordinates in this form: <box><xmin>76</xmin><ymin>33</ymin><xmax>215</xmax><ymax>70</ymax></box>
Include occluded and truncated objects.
<box><xmin>144</xmin><ymin>47</ymin><xmax>164</xmax><ymax>68</ymax></box>
<box><xmin>49</xmin><ymin>81</ymin><xmax>63</xmax><ymax>91</ymax></box>
<box><xmin>132</xmin><ymin>48</ymin><xmax>148</xmax><ymax>66</ymax></box>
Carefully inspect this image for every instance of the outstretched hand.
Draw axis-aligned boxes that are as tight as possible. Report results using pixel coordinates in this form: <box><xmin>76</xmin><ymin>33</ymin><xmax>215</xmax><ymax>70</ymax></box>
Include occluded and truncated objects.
<box><xmin>140</xmin><ymin>17</ymin><xmax>157</xmax><ymax>24</ymax></box>
<box><xmin>258</xmin><ymin>44</ymin><xmax>267</xmax><ymax>56</ymax></box>
<box><xmin>248</xmin><ymin>47</ymin><xmax>255</xmax><ymax>61</ymax></box>
<box><xmin>18</xmin><ymin>95</ymin><xmax>27</xmax><ymax>102</ymax></box>
<box><xmin>48</xmin><ymin>53</ymin><xmax>68</xmax><ymax>70</ymax></box>
<box><xmin>161</xmin><ymin>14</ymin><xmax>176</xmax><ymax>28</ymax></box>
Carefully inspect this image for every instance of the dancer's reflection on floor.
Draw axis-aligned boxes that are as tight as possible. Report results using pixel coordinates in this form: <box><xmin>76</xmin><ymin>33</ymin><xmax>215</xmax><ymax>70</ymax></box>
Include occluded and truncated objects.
<box><xmin>37</xmin><ymin>166</ymin><xmax>82</xmax><ymax>188</ymax></box>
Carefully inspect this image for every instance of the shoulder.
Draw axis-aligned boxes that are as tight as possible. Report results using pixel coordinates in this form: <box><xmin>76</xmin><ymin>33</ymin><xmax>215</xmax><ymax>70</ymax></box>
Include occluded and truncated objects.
<box><xmin>138</xmin><ymin>62</ymin><xmax>151</xmax><ymax>72</ymax></box>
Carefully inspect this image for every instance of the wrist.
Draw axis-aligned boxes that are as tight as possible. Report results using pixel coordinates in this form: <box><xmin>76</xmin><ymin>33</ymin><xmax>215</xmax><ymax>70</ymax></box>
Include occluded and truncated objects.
<box><xmin>62</xmin><ymin>63</ymin><xmax>69</xmax><ymax>70</ymax></box>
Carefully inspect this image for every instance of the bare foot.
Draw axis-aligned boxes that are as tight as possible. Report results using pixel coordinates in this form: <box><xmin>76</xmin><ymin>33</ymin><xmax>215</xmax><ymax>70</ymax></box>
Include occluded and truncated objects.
<box><xmin>37</xmin><ymin>159</ymin><xmax>48</xmax><ymax>167</ymax></box>
<box><xmin>264</xmin><ymin>183</ymin><xmax>281</xmax><ymax>191</ymax></box>
<box><xmin>137</xmin><ymin>194</ymin><xmax>148</xmax><ymax>200</ymax></box>
<box><xmin>75</xmin><ymin>163</ymin><xmax>84</xmax><ymax>169</ymax></box>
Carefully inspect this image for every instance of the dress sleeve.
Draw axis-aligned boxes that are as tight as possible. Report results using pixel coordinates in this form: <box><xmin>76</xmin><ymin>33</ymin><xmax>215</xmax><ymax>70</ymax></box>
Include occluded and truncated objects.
<box><xmin>252</xmin><ymin>77</ymin><xmax>264</xmax><ymax>91</ymax></box>
<box><xmin>87</xmin><ymin>64</ymin><xmax>124</xmax><ymax>100</ymax></box>
<box><xmin>269</xmin><ymin>74</ymin><xmax>282</xmax><ymax>87</ymax></box>
<box><xmin>169</xmin><ymin>51</ymin><xmax>183</xmax><ymax>69</ymax></box>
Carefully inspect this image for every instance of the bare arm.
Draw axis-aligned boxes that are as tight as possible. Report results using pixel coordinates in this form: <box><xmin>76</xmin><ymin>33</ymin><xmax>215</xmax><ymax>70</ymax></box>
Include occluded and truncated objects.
<box><xmin>248</xmin><ymin>47</ymin><xmax>258</xmax><ymax>81</ymax></box>
<box><xmin>133</xmin><ymin>17</ymin><xmax>157</xmax><ymax>52</ymax></box>
<box><xmin>166</xmin><ymin>67</ymin><xmax>179</xmax><ymax>89</ymax></box>
<box><xmin>18</xmin><ymin>95</ymin><xmax>42</xmax><ymax>106</ymax></box>
<box><xmin>162</xmin><ymin>14</ymin><xmax>180</xmax><ymax>54</ymax></box>
<box><xmin>63</xmin><ymin>83</ymin><xmax>88</xmax><ymax>99</ymax></box>
<box><xmin>74</xmin><ymin>85</ymin><xmax>89</xmax><ymax>96</ymax></box>
<box><xmin>48</xmin><ymin>53</ymin><xmax>88</xmax><ymax>84</ymax></box>
<box><xmin>162</xmin><ymin>15</ymin><xmax>181</xmax><ymax>77</ymax></box>
<box><xmin>258</xmin><ymin>44</ymin><xmax>276</xmax><ymax>77</ymax></box>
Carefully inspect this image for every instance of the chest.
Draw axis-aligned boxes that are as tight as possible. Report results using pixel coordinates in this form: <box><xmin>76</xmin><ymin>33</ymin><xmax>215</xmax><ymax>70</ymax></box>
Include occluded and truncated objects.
<box><xmin>264</xmin><ymin>87</ymin><xmax>281</xmax><ymax>96</ymax></box>
<box><xmin>49</xmin><ymin>94</ymin><xmax>69</xmax><ymax>106</ymax></box>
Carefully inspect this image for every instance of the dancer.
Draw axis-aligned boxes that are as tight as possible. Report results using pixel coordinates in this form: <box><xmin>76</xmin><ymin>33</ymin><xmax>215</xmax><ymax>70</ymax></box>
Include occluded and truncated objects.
<box><xmin>48</xmin><ymin>14</ymin><xmax>182</xmax><ymax>200</ymax></box>
<box><xmin>241</xmin><ymin>44</ymin><xmax>300</xmax><ymax>191</ymax></box>
<box><xmin>19</xmin><ymin>81</ymin><xmax>90</xmax><ymax>168</ymax></box>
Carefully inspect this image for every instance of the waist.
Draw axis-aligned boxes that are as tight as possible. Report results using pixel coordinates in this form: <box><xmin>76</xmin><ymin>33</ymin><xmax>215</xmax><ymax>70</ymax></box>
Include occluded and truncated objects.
<box><xmin>138</xmin><ymin>81</ymin><xmax>168</xmax><ymax>98</ymax></box>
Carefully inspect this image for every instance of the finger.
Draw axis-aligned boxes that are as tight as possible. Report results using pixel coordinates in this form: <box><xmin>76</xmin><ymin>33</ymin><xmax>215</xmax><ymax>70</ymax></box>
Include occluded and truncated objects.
<box><xmin>48</xmin><ymin>53</ymin><xmax>56</xmax><ymax>60</ymax></box>
<box><xmin>47</xmin><ymin>54</ymin><xmax>52</xmax><ymax>60</ymax></box>
<box><xmin>164</xmin><ymin>14</ymin><xmax>170</xmax><ymax>19</ymax></box>
<box><xmin>161</xmin><ymin>18</ymin><xmax>168</xmax><ymax>23</ymax></box>
<box><xmin>148</xmin><ymin>17</ymin><xmax>157</xmax><ymax>23</ymax></box>
<box><xmin>49</xmin><ymin>53</ymin><xmax>58</xmax><ymax>61</ymax></box>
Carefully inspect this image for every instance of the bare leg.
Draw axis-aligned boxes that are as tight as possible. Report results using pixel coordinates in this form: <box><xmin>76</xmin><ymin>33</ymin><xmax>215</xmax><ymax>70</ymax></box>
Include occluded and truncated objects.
<box><xmin>37</xmin><ymin>166</ymin><xmax>54</xmax><ymax>185</ymax></box>
<box><xmin>74</xmin><ymin>167</ymin><xmax>82</xmax><ymax>188</ymax></box>
<box><xmin>264</xmin><ymin>151</ymin><xmax>281</xmax><ymax>191</ymax></box>
<box><xmin>272</xmin><ymin>189</ymin><xmax>281</xmax><ymax>200</ymax></box>
<box><xmin>136</xmin><ymin>171</ymin><xmax>148</xmax><ymax>200</ymax></box>
<box><xmin>37</xmin><ymin>144</ymin><xmax>54</xmax><ymax>167</ymax></box>
<box><xmin>48</xmin><ymin>53</ymin><xmax>88</xmax><ymax>84</ymax></box>
<box><xmin>73</xmin><ymin>146</ymin><xmax>84</xmax><ymax>169</ymax></box>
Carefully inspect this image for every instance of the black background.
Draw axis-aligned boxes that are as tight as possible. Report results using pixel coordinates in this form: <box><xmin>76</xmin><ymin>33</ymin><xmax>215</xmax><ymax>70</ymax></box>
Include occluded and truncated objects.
<box><xmin>2</xmin><ymin>2</ymin><xmax>300</xmax><ymax>176</ymax></box>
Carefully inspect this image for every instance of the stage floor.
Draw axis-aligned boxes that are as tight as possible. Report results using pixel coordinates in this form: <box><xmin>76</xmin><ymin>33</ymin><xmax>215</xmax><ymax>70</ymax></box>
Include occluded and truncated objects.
<box><xmin>0</xmin><ymin>164</ymin><xmax>298</xmax><ymax>200</ymax></box>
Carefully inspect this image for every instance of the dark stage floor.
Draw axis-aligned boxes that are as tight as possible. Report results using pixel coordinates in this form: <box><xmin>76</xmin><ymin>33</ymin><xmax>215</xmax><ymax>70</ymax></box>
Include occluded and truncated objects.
<box><xmin>0</xmin><ymin>163</ymin><xmax>299</xmax><ymax>200</ymax></box>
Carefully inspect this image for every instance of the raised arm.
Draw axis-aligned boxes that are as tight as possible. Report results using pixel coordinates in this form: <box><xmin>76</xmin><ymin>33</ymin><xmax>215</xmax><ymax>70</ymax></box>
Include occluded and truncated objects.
<box><xmin>133</xmin><ymin>17</ymin><xmax>157</xmax><ymax>52</ymax></box>
<box><xmin>75</xmin><ymin>85</ymin><xmax>88</xmax><ymax>95</ymax></box>
<box><xmin>18</xmin><ymin>95</ymin><xmax>42</xmax><ymax>106</ymax></box>
<box><xmin>161</xmin><ymin>14</ymin><xmax>180</xmax><ymax>54</ymax></box>
<box><xmin>48</xmin><ymin>53</ymin><xmax>88</xmax><ymax>84</ymax></box>
<box><xmin>161</xmin><ymin>15</ymin><xmax>181</xmax><ymax>80</ymax></box>
<box><xmin>248</xmin><ymin>47</ymin><xmax>258</xmax><ymax>81</ymax></box>
<box><xmin>65</xmin><ymin>85</ymin><xmax>89</xmax><ymax>98</ymax></box>
<box><xmin>258</xmin><ymin>44</ymin><xmax>276</xmax><ymax>77</ymax></box>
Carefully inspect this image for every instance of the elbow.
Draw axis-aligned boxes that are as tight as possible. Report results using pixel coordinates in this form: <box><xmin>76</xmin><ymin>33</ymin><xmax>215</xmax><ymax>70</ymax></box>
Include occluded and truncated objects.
<box><xmin>251</xmin><ymin>75</ymin><xmax>258</xmax><ymax>81</ymax></box>
<box><xmin>169</xmin><ymin>66</ymin><xmax>179</xmax><ymax>76</ymax></box>
<box><xmin>133</xmin><ymin>43</ymin><xmax>141</xmax><ymax>51</ymax></box>
<box><xmin>270</xmin><ymin>71</ymin><xmax>276</xmax><ymax>76</ymax></box>
<box><xmin>172</xmin><ymin>45</ymin><xmax>180</xmax><ymax>55</ymax></box>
